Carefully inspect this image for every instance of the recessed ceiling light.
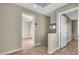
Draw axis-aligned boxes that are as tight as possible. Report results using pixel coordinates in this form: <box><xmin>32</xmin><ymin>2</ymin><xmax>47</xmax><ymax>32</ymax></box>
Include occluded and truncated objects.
<box><xmin>34</xmin><ymin>5</ymin><xmax>37</xmax><ymax>8</ymax></box>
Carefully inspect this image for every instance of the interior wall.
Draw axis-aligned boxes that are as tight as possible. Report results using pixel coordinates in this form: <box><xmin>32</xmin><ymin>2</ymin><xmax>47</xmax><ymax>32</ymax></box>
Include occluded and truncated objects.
<box><xmin>30</xmin><ymin>21</ymin><xmax>34</xmax><ymax>40</ymax></box>
<box><xmin>22</xmin><ymin>20</ymin><xmax>31</xmax><ymax>39</ymax></box>
<box><xmin>72</xmin><ymin>20</ymin><xmax>78</xmax><ymax>40</ymax></box>
<box><xmin>66</xmin><ymin>17</ymin><xmax>72</xmax><ymax>42</ymax></box>
<box><xmin>0</xmin><ymin>3</ymin><xmax>21</xmax><ymax>53</ymax></box>
<box><xmin>50</xmin><ymin>11</ymin><xmax>56</xmax><ymax>24</ymax></box>
<box><xmin>0</xmin><ymin>3</ymin><xmax>50</xmax><ymax>53</ymax></box>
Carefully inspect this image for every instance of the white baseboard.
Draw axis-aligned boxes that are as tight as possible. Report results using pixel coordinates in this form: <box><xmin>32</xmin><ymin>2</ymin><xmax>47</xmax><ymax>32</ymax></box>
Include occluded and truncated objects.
<box><xmin>48</xmin><ymin>48</ymin><xmax>58</xmax><ymax>55</ymax></box>
<box><xmin>67</xmin><ymin>39</ymin><xmax>72</xmax><ymax>43</ymax></box>
<box><xmin>0</xmin><ymin>43</ymin><xmax>41</xmax><ymax>55</ymax></box>
<box><xmin>34</xmin><ymin>43</ymin><xmax>41</xmax><ymax>47</ymax></box>
<box><xmin>23</xmin><ymin>37</ymin><xmax>32</xmax><ymax>39</ymax></box>
<box><xmin>0</xmin><ymin>48</ymin><xmax>22</xmax><ymax>55</ymax></box>
<box><xmin>72</xmin><ymin>38</ymin><xmax>78</xmax><ymax>40</ymax></box>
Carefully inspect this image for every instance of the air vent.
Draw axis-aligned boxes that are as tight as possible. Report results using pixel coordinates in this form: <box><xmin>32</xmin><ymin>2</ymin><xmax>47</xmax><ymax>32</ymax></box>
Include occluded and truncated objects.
<box><xmin>36</xmin><ymin>3</ymin><xmax>50</xmax><ymax>8</ymax></box>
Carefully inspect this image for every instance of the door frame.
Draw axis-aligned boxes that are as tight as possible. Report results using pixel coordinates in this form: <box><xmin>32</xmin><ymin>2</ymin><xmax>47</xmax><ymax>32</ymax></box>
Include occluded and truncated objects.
<box><xmin>21</xmin><ymin>12</ymin><xmax>35</xmax><ymax>47</ymax></box>
<box><xmin>57</xmin><ymin>7</ymin><xmax>78</xmax><ymax>49</ymax></box>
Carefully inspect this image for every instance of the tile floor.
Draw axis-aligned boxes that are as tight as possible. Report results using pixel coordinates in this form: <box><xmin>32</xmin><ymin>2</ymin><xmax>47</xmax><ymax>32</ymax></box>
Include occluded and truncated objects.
<box><xmin>22</xmin><ymin>38</ymin><xmax>34</xmax><ymax>50</ymax></box>
<box><xmin>10</xmin><ymin>39</ymin><xmax>78</xmax><ymax>55</ymax></box>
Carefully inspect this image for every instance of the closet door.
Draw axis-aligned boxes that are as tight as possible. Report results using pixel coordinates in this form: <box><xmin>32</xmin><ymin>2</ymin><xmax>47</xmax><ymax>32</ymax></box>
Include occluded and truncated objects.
<box><xmin>60</xmin><ymin>15</ymin><xmax>67</xmax><ymax>48</ymax></box>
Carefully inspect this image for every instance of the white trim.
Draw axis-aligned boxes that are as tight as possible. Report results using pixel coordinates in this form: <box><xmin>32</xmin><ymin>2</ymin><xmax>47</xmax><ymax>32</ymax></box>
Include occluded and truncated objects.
<box><xmin>57</xmin><ymin>7</ymin><xmax>78</xmax><ymax>49</ymax></box>
<box><xmin>0</xmin><ymin>48</ymin><xmax>22</xmax><ymax>55</ymax></box>
<box><xmin>34</xmin><ymin>43</ymin><xmax>41</xmax><ymax>47</ymax></box>
<box><xmin>57</xmin><ymin>14</ymin><xmax>61</xmax><ymax>49</ymax></box>
<box><xmin>78</xmin><ymin>6</ymin><xmax>79</xmax><ymax>55</ymax></box>
<box><xmin>48</xmin><ymin>48</ymin><xmax>58</xmax><ymax>55</ymax></box>
<box><xmin>66</xmin><ymin>39</ymin><xmax>72</xmax><ymax>43</ymax></box>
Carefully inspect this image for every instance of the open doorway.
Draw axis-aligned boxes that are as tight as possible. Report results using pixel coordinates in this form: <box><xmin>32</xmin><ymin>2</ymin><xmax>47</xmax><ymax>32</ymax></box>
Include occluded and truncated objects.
<box><xmin>57</xmin><ymin>7</ymin><xmax>78</xmax><ymax>55</ymax></box>
<box><xmin>21</xmin><ymin>13</ymin><xmax>35</xmax><ymax>51</ymax></box>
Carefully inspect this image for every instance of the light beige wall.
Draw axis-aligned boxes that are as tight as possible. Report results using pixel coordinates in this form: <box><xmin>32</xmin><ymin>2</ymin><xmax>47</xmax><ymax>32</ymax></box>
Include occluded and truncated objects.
<box><xmin>0</xmin><ymin>3</ymin><xmax>50</xmax><ymax>53</ymax></box>
<box><xmin>72</xmin><ymin>20</ymin><xmax>78</xmax><ymax>40</ymax></box>
<box><xmin>0</xmin><ymin>4</ymin><xmax>4</xmax><ymax>53</ymax></box>
<box><xmin>22</xmin><ymin>20</ymin><xmax>31</xmax><ymax>39</ymax></box>
<box><xmin>0</xmin><ymin>3</ymin><xmax>21</xmax><ymax>53</ymax></box>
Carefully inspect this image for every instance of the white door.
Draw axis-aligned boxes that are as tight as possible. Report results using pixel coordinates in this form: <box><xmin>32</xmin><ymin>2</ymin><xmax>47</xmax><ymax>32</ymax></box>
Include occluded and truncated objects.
<box><xmin>60</xmin><ymin>15</ymin><xmax>67</xmax><ymax>48</ymax></box>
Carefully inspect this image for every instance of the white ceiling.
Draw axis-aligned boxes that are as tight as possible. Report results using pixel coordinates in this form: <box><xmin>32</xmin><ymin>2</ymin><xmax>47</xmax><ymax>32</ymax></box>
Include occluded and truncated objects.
<box><xmin>15</xmin><ymin>3</ymin><xmax>67</xmax><ymax>16</ymax></box>
<box><xmin>65</xmin><ymin>9</ymin><xmax>78</xmax><ymax>20</ymax></box>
